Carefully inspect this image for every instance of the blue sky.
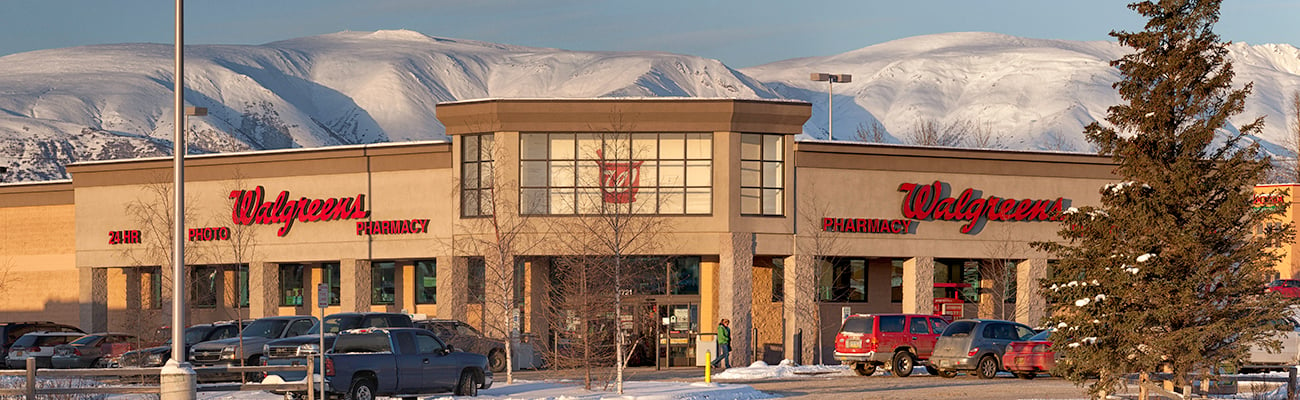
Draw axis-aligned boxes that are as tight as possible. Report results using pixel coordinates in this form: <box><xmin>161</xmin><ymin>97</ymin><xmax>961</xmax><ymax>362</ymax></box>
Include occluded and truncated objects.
<box><xmin>3</xmin><ymin>0</ymin><xmax>1297</xmax><ymax>67</ymax></box>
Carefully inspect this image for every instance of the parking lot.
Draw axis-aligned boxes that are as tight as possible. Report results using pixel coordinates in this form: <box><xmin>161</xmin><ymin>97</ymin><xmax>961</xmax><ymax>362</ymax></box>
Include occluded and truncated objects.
<box><xmin>514</xmin><ymin>367</ymin><xmax>1093</xmax><ymax>399</ymax></box>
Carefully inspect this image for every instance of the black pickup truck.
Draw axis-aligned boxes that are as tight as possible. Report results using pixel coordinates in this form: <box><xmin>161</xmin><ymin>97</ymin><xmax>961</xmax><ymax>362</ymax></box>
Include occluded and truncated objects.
<box><xmin>324</xmin><ymin>328</ymin><xmax>491</xmax><ymax>398</ymax></box>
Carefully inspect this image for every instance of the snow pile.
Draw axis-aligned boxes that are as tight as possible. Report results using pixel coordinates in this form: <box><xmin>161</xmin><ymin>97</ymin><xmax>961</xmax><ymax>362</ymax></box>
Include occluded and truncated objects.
<box><xmin>143</xmin><ymin>380</ymin><xmax>774</xmax><ymax>400</ymax></box>
<box><xmin>712</xmin><ymin>359</ymin><xmax>853</xmax><ymax>380</ymax></box>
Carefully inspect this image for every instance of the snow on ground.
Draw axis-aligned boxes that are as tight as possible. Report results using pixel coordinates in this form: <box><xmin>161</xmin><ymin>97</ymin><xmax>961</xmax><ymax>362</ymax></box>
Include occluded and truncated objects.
<box><xmin>712</xmin><ymin>360</ymin><xmax>853</xmax><ymax>380</ymax></box>
<box><xmin>129</xmin><ymin>380</ymin><xmax>773</xmax><ymax>400</ymax></box>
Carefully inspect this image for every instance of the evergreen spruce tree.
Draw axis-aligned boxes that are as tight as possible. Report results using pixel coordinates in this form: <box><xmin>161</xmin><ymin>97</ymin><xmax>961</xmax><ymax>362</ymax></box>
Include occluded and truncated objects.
<box><xmin>1034</xmin><ymin>0</ymin><xmax>1297</xmax><ymax>397</ymax></box>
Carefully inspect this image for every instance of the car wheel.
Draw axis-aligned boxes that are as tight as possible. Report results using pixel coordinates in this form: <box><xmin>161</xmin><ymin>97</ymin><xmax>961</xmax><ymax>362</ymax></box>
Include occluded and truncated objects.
<box><xmin>853</xmin><ymin>363</ymin><xmax>877</xmax><ymax>376</ymax></box>
<box><xmin>1015</xmin><ymin>372</ymin><xmax>1037</xmax><ymax>380</ymax></box>
<box><xmin>244</xmin><ymin>356</ymin><xmax>264</xmax><ymax>382</ymax></box>
<box><xmin>346</xmin><ymin>377</ymin><xmax>376</xmax><ymax>400</ymax></box>
<box><xmin>489</xmin><ymin>349</ymin><xmax>507</xmax><ymax>373</ymax></box>
<box><xmin>890</xmin><ymin>351</ymin><xmax>915</xmax><ymax>377</ymax></box>
<box><xmin>924</xmin><ymin>365</ymin><xmax>940</xmax><ymax>376</ymax></box>
<box><xmin>936</xmin><ymin>369</ymin><xmax>958</xmax><ymax>378</ymax></box>
<box><xmin>976</xmin><ymin>356</ymin><xmax>999</xmax><ymax>379</ymax></box>
<box><xmin>454</xmin><ymin>370</ymin><xmax>478</xmax><ymax>396</ymax></box>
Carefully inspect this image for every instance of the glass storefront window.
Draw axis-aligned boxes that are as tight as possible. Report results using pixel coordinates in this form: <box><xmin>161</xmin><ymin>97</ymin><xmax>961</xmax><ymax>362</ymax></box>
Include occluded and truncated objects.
<box><xmin>891</xmin><ymin>259</ymin><xmax>904</xmax><ymax>303</ymax></box>
<box><xmin>372</xmin><ymin>261</ymin><xmax>396</xmax><ymax>305</ymax></box>
<box><xmin>817</xmin><ymin>258</ymin><xmax>868</xmax><ymax>302</ymax></box>
<box><xmin>280</xmin><ymin>264</ymin><xmax>305</xmax><ymax>306</ymax></box>
<box><xmin>671</xmin><ymin>257</ymin><xmax>700</xmax><ymax>295</ymax></box>
<box><xmin>520</xmin><ymin>133</ymin><xmax>712</xmax><ymax>215</ymax></box>
<box><xmin>741</xmin><ymin>133</ymin><xmax>784</xmax><ymax>216</ymax></box>
<box><xmin>416</xmin><ymin>260</ymin><xmax>436</xmax><ymax>304</ymax></box>
<box><xmin>322</xmin><ymin>263</ymin><xmax>341</xmax><ymax>306</ymax></box>
<box><xmin>236</xmin><ymin>264</ymin><xmax>249</xmax><ymax>308</ymax></box>
<box><xmin>772</xmin><ymin>258</ymin><xmax>785</xmax><ymax>302</ymax></box>
<box><xmin>462</xmin><ymin>134</ymin><xmax>495</xmax><ymax>217</ymax></box>
<box><xmin>934</xmin><ymin>259</ymin><xmax>980</xmax><ymax>303</ymax></box>
<box><xmin>149</xmin><ymin>267</ymin><xmax>162</xmax><ymax>309</ymax></box>
<box><xmin>468</xmin><ymin>257</ymin><xmax>485</xmax><ymax>304</ymax></box>
<box><xmin>191</xmin><ymin>265</ymin><xmax>219</xmax><ymax>308</ymax></box>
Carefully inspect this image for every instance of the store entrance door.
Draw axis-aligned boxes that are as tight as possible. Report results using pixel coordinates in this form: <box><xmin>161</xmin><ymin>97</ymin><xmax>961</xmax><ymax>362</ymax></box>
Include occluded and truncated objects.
<box><xmin>658</xmin><ymin>302</ymin><xmax>698</xmax><ymax>367</ymax></box>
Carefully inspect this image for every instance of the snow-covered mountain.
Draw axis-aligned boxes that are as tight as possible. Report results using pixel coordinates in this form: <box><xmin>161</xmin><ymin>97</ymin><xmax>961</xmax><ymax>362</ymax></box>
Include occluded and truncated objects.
<box><xmin>742</xmin><ymin>32</ymin><xmax>1300</xmax><ymax>153</ymax></box>
<box><xmin>3</xmin><ymin>30</ymin><xmax>1299</xmax><ymax>183</ymax></box>
<box><xmin>0</xmin><ymin>30</ymin><xmax>776</xmax><ymax>182</ymax></box>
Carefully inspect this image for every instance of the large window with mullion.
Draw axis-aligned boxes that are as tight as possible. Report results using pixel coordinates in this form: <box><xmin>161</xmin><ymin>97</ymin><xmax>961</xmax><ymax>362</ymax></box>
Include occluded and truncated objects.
<box><xmin>461</xmin><ymin>134</ymin><xmax>495</xmax><ymax>217</ymax></box>
<box><xmin>279</xmin><ymin>264</ymin><xmax>305</xmax><ymax>307</ymax></box>
<box><xmin>191</xmin><ymin>265</ymin><xmax>220</xmax><ymax>308</ymax></box>
<box><xmin>321</xmin><ymin>263</ymin><xmax>341</xmax><ymax>306</ymax></box>
<box><xmin>816</xmin><ymin>258</ymin><xmax>868</xmax><ymax>302</ymax></box>
<box><xmin>416</xmin><ymin>260</ymin><xmax>436</xmax><ymax>304</ymax></box>
<box><xmin>740</xmin><ymin>133</ymin><xmax>784</xmax><ymax>216</ymax></box>
<box><xmin>520</xmin><ymin>133</ymin><xmax>712</xmax><ymax>215</ymax></box>
<box><xmin>372</xmin><ymin>261</ymin><xmax>396</xmax><ymax>305</ymax></box>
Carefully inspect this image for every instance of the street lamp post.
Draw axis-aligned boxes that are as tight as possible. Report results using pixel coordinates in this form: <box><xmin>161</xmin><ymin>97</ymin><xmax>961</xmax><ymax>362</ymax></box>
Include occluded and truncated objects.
<box><xmin>160</xmin><ymin>0</ymin><xmax>198</xmax><ymax>399</ymax></box>
<box><xmin>810</xmin><ymin>73</ymin><xmax>852</xmax><ymax>141</ymax></box>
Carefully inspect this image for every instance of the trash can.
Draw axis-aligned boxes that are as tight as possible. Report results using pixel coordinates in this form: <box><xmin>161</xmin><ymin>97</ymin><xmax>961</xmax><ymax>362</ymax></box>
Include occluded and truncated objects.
<box><xmin>696</xmin><ymin>333</ymin><xmax>717</xmax><ymax>367</ymax></box>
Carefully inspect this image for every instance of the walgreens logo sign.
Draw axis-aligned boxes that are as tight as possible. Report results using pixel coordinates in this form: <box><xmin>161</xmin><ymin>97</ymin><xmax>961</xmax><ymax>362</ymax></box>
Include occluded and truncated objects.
<box><xmin>897</xmin><ymin>181</ymin><xmax>1068</xmax><ymax>234</ymax></box>
<box><xmin>228</xmin><ymin>186</ymin><xmax>370</xmax><ymax>237</ymax></box>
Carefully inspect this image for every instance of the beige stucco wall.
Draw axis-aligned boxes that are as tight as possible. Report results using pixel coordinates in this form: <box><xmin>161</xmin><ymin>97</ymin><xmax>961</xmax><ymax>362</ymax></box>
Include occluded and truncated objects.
<box><xmin>0</xmin><ymin>199</ymin><xmax>80</xmax><ymax>325</ymax></box>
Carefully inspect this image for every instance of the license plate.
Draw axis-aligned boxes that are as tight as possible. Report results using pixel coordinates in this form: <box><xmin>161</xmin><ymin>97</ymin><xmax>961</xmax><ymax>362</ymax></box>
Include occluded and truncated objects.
<box><xmin>847</xmin><ymin>339</ymin><xmax>861</xmax><ymax>348</ymax></box>
<box><xmin>939</xmin><ymin>360</ymin><xmax>950</xmax><ymax>367</ymax></box>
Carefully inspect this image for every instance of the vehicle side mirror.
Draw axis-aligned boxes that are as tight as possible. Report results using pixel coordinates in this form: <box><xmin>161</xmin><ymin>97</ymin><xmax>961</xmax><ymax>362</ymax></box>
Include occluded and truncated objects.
<box><xmin>443</xmin><ymin>344</ymin><xmax>454</xmax><ymax>354</ymax></box>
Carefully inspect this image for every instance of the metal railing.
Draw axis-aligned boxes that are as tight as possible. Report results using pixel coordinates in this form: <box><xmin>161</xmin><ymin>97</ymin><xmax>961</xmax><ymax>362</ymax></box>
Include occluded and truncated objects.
<box><xmin>0</xmin><ymin>357</ymin><xmax>313</xmax><ymax>398</ymax></box>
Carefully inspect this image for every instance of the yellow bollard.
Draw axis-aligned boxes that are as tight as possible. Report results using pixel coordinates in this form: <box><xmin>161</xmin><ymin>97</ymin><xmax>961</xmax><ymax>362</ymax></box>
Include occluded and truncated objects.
<box><xmin>705</xmin><ymin>351</ymin><xmax>712</xmax><ymax>383</ymax></box>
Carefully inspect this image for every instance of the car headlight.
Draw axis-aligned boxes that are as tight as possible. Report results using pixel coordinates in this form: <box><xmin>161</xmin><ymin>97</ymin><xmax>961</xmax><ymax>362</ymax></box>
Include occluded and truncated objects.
<box><xmin>146</xmin><ymin>353</ymin><xmax>163</xmax><ymax>366</ymax></box>
<box><xmin>297</xmin><ymin>344</ymin><xmax>320</xmax><ymax>356</ymax></box>
<box><xmin>221</xmin><ymin>345</ymin><xmax>238</xmax><ymax>360</ymax></box>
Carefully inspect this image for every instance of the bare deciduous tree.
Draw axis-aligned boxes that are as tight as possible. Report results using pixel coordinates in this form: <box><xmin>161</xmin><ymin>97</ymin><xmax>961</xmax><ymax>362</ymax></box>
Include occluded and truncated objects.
<box><xmin>453</xmin><ymin>136</ymin><xmax>548</xmax><ymax>385</ymax></box>
<box><xmin>1039</xmin><ymin>130</ymin><xmax>1077</xmax><ymax>152</ymax></box>
<box><xmin>967</xmin><ymin>120</ymin><xmax>1008</xmax><ymax>150</ymax></box>
<box><xmin>542</xmin><ymin>128</ymin><xmax>672</xmax><ymax>393</ymax></box>
<box><xmin>905</xmin><ymin>119</ymin><xmax>969</xmax><ymax>147</ymax></box>
<box><xmin>855</xmin><ymin>121</ymin><xmax>889</xmax><ymax>143</ymax></box>
<box><xmin>791</xmin><ymin>188</ymin><xmax>847</xmax><ymax>366</ymax></box>
<box><xmin>977</xmin><ymin>226</ymin><xmax>1021</xmax><ymax>321</ymax></box>
<box><xmin>120</xmin><ymin>178</ymin><xmax>208</xmax><ymax>340</ymax></box>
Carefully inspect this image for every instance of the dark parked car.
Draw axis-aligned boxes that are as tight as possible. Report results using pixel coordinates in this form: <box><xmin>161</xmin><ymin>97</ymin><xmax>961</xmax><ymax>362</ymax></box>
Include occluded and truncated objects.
<box><xmin>417</xmin><ymin>319</ymin><xmax>513</xmax><ymax>373</ymax></box>
<box><xmin>190</xmin><ymin>316</ymin><xmax>315</xmax><ymax>381</ymax></box>
<box><xmin>51</xmin><ymin>333</ymin><xmax>137</xmax><ymax>368</ymax></box>
<box><xmin>262</xmin><ymin>312</ymin><xmax>413</xmax><ymax>384</ymax></box>
<box><xmin>930</xmin><ymin>319</ymin><xmax>1037</xmax><ymax>379</ymax></box>
<box><xmin>324</xmin><ymin>328</ymin><xmax>491</xmax><ymax>397</ymax></box>
<box><xmin>118</xmin><ymin>321</ymin><xmax>246</xmax><ymax>368</ymax></box>
<box><xmin>0</xmin><ymin>322</ymin><xmax>83</xmax><ymax>368</ymax></box>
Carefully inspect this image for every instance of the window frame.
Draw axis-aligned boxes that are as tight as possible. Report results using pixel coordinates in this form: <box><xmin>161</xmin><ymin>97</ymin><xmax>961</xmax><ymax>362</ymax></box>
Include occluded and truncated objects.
<box><xmin>190</xmin><ymin>265</ymin><xmax>220</xmax><ymax>308</ymax></box>
<box><xmin>461</xmin><ymin>134</ymin><xmax>495</xmax><ymax>218</ymax></box>
<box><xmin>279</xmin><ymin>264</ymin><xmax>305</xmax><ymax>307</ymax></box>
<box><xmin>816</xmin><ymin>257</ymin><xmax>869</xmax><ymax>303</ymax></box>
<box><xmin>519</xmin><ymin>132</ymin><xmax>713</xmax><ymax>216</ymax></box>
<box><xmin>468</xmin><ymin>257</ymin><xmax>485</xmax><ymax>304</ymax></box>
<box><xmin>372</xmin><ymin>261</ymin><xmax>397</xmax><ymax>305</ymax></box>
<box><xmin>415</xmin><ymin>259</ymin><xmax>437</xmax><ymax>304</ymax></box>
<box><xmin>740</xmin><ymin>133</ymin><xmax>785</xmax><ymax>216</ymax></box>
<box><xmin>321</xmin><ymin>263</ymin><xmax>341</xmax><ymax>306</ymax></box>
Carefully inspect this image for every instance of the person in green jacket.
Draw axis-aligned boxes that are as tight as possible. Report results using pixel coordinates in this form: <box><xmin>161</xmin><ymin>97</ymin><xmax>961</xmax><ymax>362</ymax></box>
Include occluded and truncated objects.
<box><xmin>712</xmin><ymin>318</ymin><xmax>731</xmax><ymax>369</ymax></box>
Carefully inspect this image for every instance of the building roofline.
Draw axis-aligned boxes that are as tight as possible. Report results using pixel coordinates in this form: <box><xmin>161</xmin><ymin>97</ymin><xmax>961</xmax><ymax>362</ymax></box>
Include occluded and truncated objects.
<box><xmin>66</xmin><ymin>140</ymin><xmax>450</xmax><ymax>168</ymax></box>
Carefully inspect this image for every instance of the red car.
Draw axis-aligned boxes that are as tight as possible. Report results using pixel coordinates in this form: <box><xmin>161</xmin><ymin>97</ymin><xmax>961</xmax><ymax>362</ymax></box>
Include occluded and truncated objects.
<box><xmin>1268</xmin><ymin>279</ymin><xmax>1300</xmax><ymax>298</ymax></box>
<box><xmin>1002</xmin><ymin>330</ymin><xmax>1055</xmax><ymax>379</ymax></box>
<box><xmin>834</xmin><ymin>313</ymin><xmax>949</xmax><ymax>377</ymax></box>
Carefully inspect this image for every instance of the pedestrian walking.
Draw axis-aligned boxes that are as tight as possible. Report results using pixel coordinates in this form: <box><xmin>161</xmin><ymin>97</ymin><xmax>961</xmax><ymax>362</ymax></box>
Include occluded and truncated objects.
<box><xmin>712</xmin><ymin>318</ymin><xmax>731</xmax><ymax>369</ymax></box>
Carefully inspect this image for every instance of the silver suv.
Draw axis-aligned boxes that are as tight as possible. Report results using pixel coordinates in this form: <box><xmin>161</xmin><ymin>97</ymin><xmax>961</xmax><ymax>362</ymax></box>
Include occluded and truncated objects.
<box><xmin>929</xmin><ymin>319</ymin><xmax>1036</xmax><ymax>379</ymax></box>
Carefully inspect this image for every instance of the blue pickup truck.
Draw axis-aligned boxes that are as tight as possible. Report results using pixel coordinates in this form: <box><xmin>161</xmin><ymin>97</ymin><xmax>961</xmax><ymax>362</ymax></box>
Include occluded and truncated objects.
<box><xmin>325</xmin><ymin>328</ymin><xmax>491</xmax><ymax>398</ymax></box>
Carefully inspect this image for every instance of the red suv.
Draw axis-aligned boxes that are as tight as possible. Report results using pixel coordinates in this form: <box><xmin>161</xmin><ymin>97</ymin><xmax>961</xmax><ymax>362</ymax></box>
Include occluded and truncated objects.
<box><xmin>834</xmin><ymin>313</ymin><xmax>950</xmax><ymax>377</ymax></box>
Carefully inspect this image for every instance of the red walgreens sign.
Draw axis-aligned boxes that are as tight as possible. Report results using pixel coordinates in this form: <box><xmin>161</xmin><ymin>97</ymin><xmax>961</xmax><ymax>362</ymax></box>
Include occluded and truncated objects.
<box><xmin>228</xmin><ymin>186</ymin><xmax>370</xmax><ymax>237</ymax></box>
<box><xmin>595</xmin><ymin>150</ymin><xmax>643</xmax><ymax>203</ymax></box>
<box><xmin>898</xmin><ymin>181</ymin><xmax>1067</xmax><ymax>234</ymax></box>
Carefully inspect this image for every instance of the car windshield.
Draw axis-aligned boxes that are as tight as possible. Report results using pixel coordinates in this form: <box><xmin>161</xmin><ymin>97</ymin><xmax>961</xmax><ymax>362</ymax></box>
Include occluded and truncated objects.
<box><xmin>10</xmin><ymin>335</ymin><xmax>38</xmax><ymax>348</ymax></box>
<box><xmin>182</xmin><ymin>326</ymin><xmax>214</xmax><ymax>344</ymax></box>
<box><xmin>309</xmin><ymin>316</ymin><xmax>362</xmax><ymax>335</ymax></box>
<box><xmin>841</xmin><ymin>317</ymin><xmax>873</xmax><ymax>334</ymax></box>
<box><xmin>1028</xmin><ymin>330</ymin><xmax>1051</xmax><ymax>341</ymax></box>
<box><xmin>241</xmin><ymin>320</ymin><xmax>289</xmax><ymax>339</ymax></box>
<box><xmin>1273</xmin><ymin>280</ymin><xmax>1300</xmax><ymax>288</ymax></box>
<box><xmin>70</xmin><ymin>335</ymin><xmax>103</xmax><ymax>345</ymax></box>
<box><xmin>941</xmin><ymin>321</ymin><xmax>977</xmax><ymax>337</ymax></box>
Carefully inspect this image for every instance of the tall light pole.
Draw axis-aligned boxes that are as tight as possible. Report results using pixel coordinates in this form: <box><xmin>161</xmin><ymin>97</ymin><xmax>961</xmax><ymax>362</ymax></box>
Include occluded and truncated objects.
<box><xmin>810</xmin><ymin>73</ymin><xmax>851</xmax><ymax>141</ymax></box>
<box><xmin>160</xmin><ymin>0</ymin><xmax>197</xmax><ymax>398</ymax></box>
